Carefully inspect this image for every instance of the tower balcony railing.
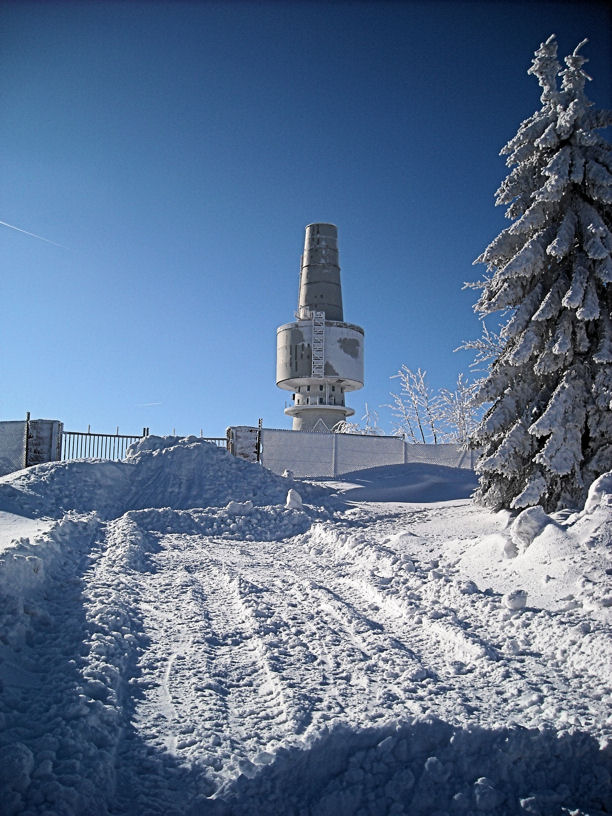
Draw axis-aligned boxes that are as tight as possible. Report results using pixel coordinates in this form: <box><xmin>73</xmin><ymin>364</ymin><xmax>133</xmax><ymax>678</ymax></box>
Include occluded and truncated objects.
<box><xmin>292</xmin><ymin>395</ymin><xmax>345</xmax><ymax>407</ymax></box>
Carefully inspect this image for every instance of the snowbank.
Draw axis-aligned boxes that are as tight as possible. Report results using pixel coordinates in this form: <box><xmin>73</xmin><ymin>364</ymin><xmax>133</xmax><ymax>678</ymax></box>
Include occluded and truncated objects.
<box><xmin>217</xmin><ymin>717</ymin><xmax>611</xmax><ymax>816</ymax></box>
<box><xmin>0</xmin><ymin>437</ymin><xmax>330</xmax><ymax>641</ymax></box>
<box><xmin>448</xmin><ymin>471</ymin><xmax>612</xmax><ymax>618</ymax></box>
<box><xmin>0</xmin><ymin>435</ymin><xmax>328</xmax><ymax>520</ymax></box>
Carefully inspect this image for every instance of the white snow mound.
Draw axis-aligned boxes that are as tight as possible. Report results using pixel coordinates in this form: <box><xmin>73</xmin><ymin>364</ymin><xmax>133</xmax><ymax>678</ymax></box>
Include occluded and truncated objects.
<box><xmin>0</xmin><ymin>436</ymin><xmax>327</xmax><ymax>519</ymax></box>
<box><xmin>584</xmin><ymin>471</ymin><xmax>612</xmax><ymax>514</ymax></box>
<box><xmin>286</xmin><ymin>488</ymin><xmax>303</xmax><ymax>509</ymax></box>
<box><xmin>510</xmin><ymin>505</ymin><xmax>551</xmax><ymax>551</ymax></box>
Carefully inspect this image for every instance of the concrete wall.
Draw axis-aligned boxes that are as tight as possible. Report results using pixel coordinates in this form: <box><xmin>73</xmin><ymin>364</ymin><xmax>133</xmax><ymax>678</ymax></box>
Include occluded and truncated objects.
<box><xmin>257</xmin><ymin>428</ymin><xmax>474</xmax><ymax>478</ymax></box>
<box><xmin>28</xmin><ymin>420</ymin><xmax>63</xmax><ymax>467</ymax></box>
<box><xmin>0</xmin><ymin>419</ymin><xmax>63</xmax><ymax>477</ymax></box>
<box><xmin>262</xmin><ymin>429</ymin><xmax>335</xmax><ymax>476</ymax></box>
<box><xmin>227</xmin><ymin>426</ymin><xmax>260</xmax><ymax>462</ymax></box>
<box><xmin>0</xmin><ymin>421</ymin><xmax>27</xmax><ymax>476</ymax></box>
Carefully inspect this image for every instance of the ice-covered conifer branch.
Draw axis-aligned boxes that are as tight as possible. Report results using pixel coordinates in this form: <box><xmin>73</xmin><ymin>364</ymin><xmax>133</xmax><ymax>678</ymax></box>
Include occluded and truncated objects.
<box><xmin>456</xmin><ymin>321</ymin><xmax>504</xmax><ymax>372</ymax></box>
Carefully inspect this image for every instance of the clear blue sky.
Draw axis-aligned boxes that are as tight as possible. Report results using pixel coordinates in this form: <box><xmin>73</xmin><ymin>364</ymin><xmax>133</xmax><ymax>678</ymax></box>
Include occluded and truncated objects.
<box><xmin>2</xmin><ymin>1</ymin><xmax>611</xmax><ymax>437</ymax></box>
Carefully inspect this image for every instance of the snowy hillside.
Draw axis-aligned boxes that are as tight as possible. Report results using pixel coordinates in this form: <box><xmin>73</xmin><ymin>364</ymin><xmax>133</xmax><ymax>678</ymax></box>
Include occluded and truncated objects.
<box><xmin>0</xmin><ymin>437</ymin><xmax>610</xmax><ymax>815</ymax></box>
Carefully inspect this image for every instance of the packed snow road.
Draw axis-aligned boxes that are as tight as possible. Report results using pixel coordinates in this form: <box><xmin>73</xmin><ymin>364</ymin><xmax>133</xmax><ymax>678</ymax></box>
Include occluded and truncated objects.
<box><xmin>0</xmin><ymin>437</ymin><xmax>610</xmax><ymax>815</ymax></box>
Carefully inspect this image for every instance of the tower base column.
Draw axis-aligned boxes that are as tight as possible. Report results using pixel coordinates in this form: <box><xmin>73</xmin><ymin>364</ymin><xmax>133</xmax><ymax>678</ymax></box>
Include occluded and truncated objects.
<box><xmin>285</xmin><ymin>405</ymin><xmax>354</xmax><ymax>432</ymax></box>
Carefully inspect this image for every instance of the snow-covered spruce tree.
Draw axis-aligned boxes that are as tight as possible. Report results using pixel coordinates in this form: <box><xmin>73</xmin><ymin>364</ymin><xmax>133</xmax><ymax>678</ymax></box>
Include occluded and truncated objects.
<box><xmin>470</xmin><ymin>35</ymin><xmax>612</xmax><ymax>512</ymax></box>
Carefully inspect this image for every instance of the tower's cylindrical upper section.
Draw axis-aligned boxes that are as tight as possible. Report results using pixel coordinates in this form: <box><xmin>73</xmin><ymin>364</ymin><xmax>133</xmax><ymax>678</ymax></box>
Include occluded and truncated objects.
<box><xmin>276</xmin><ymin>321</ymin><xmax>364</xmax><ymax>391</ymax></box>
<box><xmin>298</xmin><ymin>223</ymin><xmax>343</xmax><ymax>322</ymax></box>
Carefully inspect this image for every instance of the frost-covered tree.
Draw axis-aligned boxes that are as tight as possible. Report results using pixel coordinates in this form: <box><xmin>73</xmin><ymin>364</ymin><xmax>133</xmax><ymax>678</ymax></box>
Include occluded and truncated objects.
<box><xmin>361</xmin><ymin>403</ymin><xmax>383</xmax><ymax>435</ymax></box>
<box><xmin>387</xmin><ymin>388</ymin><xmax>420</xmax><ymax>443</ymax></box>
<box><xmin>388</xmin><ymin>366</ymin><xmax>479</xmax><ymax>443</ymax></box>
<box><xmin>389</xmin><ymin>366</ymin><xmax>441</xmax><ymax>444</ymax></box>
<box><xmin>438</xmin><ymin>373</ymin><xmax>478</xmax><ymax>446</ymax></box>
<box><xmin>332</xmin><ymin>404</ymin><xmax>383</xmax><ymax>435</ymax></box>
<box><xmin>470</xmin><ymin>35</ymin><xmax>612</xmax><ymax>511</ymax></box>
<box><xmin>331</xmin><ymin>419</ymin><xmax>362</xmax><ymax>434</ymax></box>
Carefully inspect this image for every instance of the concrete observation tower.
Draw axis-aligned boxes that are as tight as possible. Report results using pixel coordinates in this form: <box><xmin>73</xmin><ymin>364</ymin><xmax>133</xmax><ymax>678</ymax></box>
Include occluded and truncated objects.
<box><xmin>276</xmin><ymin>223</ymin><xmax>364</xmax><ymax>432</ymax></box>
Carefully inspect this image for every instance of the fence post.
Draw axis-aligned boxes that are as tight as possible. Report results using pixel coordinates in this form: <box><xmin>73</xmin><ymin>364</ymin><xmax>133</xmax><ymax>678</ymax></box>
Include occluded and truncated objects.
<box><xmin>24</xmin><ymin>411</ymin><xmax>31</xmax><ymax>468</ymax></box>
<box><xmin>256</xmin><ymin>418</ymin><xmax>263</xmax><ymax>463</ymax></box>
<box><xmin>332</xmin><ymin>432</ymin><xmax>338</xmax><ymax>478</ymax></box>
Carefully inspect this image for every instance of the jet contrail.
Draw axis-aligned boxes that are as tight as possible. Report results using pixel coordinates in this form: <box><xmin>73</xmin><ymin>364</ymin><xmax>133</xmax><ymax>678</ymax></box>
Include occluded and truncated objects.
<box><xmin>0</xmin><ymin>219</ymin><xmax>66</xmax><ymax>248</ymax></box>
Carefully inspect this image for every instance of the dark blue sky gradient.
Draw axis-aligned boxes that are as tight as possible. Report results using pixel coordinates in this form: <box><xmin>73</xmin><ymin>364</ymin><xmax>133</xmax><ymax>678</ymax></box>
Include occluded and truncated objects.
<box><xmin>2</xmin><ymin>1</ymin><xmax>611</xmax><ymax>435</ymax></box>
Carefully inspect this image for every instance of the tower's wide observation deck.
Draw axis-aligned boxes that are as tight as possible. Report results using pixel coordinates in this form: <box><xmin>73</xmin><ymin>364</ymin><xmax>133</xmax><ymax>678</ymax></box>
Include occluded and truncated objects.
<box><xmin>276</xmin><ymin>320</ymin><xmax>364</xmax><ymax>392</ymax></box>
<box><xmin>276</xmin><ymin>223</ymin><xmax>364</xmax><ymax>432</ymax></box>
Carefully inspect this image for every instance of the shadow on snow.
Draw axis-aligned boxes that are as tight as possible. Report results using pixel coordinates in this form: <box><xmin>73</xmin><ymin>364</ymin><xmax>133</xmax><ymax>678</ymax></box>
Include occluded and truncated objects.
<box><xmin>336</xmin><ymin>463</ymin><xmax>479</xmax><ymax>503</ymax></box>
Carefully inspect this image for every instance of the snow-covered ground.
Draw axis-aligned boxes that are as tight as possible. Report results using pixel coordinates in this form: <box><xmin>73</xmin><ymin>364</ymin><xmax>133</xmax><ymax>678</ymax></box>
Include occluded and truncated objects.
<box><xmin>0</xmin><ymin>436</ymin><xmax>610</xmax><ymax>815</ymax></box>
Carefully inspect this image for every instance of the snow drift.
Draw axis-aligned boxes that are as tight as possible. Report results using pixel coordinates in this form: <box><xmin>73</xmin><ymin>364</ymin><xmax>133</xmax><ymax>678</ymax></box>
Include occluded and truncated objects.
<box><xmin>0</xmin><ymin>435</ymin><xmax>328</xmax><ymax>520</ymax></box>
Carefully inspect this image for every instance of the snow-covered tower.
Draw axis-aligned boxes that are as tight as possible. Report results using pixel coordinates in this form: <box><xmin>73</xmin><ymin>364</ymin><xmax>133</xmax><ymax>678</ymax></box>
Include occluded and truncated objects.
<box><xmin>276</xmin><ymin>223</ymin><xmax>364</xmax><ymax>431</ymax></box>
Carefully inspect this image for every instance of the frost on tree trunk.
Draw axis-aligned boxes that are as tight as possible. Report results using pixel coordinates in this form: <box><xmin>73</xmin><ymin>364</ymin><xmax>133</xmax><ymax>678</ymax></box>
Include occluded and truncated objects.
<box><xmin>470</xmin><ymin>35</ymin><xmax>612</xmax><ymax>512</ymax></box>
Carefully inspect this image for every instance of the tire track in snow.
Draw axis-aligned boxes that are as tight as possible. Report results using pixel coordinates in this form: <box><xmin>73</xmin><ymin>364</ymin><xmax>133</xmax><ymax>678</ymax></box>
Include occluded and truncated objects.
<box><xmin>125</xmin><ymin>539</ymin><xmax>305</xmax><ymax>790</ymax></box>
<box><xmin>280</xmin><ymin>566</ymin><xmax>477</xmax><ymax>724</ymax></box>
<box><xmin>209</xmin><ymin>526</ymin><xmax>436</xmax><ymax>730</ymax></box>
<box><xmin>284</xmin><ymin>574</ymin><xmax>429</xmax><ymax>718</ymax></box>
<box><xmin>306</xmin><ymin>506</ymin><xmax>612</xmax><ymax>736</ymax></box>
<box><xmin>208</xmin><ymin>517</ymin><xmax>488</xmax><ymax>729</ymax></box>
<box><xmin>296</xmin><ymin>515</ymin><xmax>499</xmax><ymax>678</ymax></box>
<box><xmin>189</xmin><ymin>563</ymin><xmax>297</xmax><ymax>763</ymax></box>
<box><xmin>341</xmin><ymin>574</ymin><xmax>498</xmax><ymax>667</ymax></box>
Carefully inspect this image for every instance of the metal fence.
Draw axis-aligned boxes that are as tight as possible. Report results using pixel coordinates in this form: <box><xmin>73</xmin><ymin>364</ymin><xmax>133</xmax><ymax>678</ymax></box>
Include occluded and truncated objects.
<box><xmin>61</xmin><ymin>429</ymin><xmax>228</xmax><ymax>461</ymax></box>
<box><xmin>61</xmin><ymin>430</ymin><xmax>147</xmax><ymax>461</ymax></box>
<box><xmin>203</xmin><ymin>438</ymin><xmax>227</xmax><ymax>449</ymax></box>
